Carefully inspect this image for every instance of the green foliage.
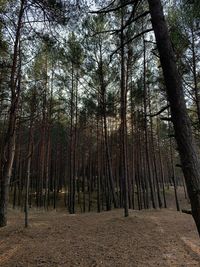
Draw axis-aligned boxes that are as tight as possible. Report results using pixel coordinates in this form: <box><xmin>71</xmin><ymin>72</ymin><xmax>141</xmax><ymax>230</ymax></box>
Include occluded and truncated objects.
<box><xmin>0</xmin><ymin>0</ymin><xmax>8</xmax><ymax>57</ymax></box>
<box><xmin>67</xmin><ymin>33</ymin><xmax>84</xmax><ymax>68</ymax></box>
<box><xmin>183</xmin><ymin>0</ymin><xmax>200</xmax><ymax>21</ymax></box>
<box><xmin>0</xmin><ymin>0</ymin><xmax>7</xmax><ymax>12</ymax></box>
<box><xmin>82</xmin><ymin>96</ymin><xmax>97</xmax><ymax>117</ymax></box>
<box><xmin>37</xmin><ymin>0</ymin><xmax>67</xmax><ymax>24</ymax></box>
<box><xmin>168</xmin><ymin>9</ymin><xmax>190</xmax><ymax>58</ymax></box>
<box><xmin>106</xmin><ymin>91</ymin><xmax>117</xmax><ymax>117</ymax></box>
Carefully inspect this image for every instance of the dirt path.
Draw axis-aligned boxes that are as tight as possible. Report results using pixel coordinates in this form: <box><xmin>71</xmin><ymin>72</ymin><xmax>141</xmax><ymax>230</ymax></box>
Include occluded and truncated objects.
<box><xmin>0</xmin><ymin>209</ymin><xmax>200</xmax><ymax>266</ymax></box>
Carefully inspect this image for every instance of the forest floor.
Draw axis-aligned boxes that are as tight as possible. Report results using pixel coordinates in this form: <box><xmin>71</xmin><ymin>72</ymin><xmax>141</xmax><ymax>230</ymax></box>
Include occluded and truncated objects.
<box><xmin>0</xmin><ymin>191</ymin><xmax>200</xmax><ymax>266</ymax></box>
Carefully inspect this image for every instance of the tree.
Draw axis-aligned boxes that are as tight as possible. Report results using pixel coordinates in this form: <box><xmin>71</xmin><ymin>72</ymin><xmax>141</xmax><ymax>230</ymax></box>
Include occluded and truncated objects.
<box><xmin>0</xmin><ymin>0</ymin><xmax>67</xmax><ymax>227</ymax></box>
<box><xmin>147</xmin><ymin>0</ymin><xmax>200</xmax><ymax>235</ymax></box>
<box><xmin>0</xmin><ymin>0</ymin><xmax>25</xmax><ymax>227</ymax></box>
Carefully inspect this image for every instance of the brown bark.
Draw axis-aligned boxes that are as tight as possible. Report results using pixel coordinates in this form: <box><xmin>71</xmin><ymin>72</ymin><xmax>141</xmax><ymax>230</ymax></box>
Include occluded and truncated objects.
<box><xmin>191</xmin><ymin>27</ymin><xmax>200</xmax><ymax>125</ymax></box>
<box><xmin>0</xmin><ymin>0</ymin><xmax>25</xmax><ymax>227</ymax></box>
<box><xmin>25</xmin><ymin>101</ymin><xmax>35</xmax><ymax>227</ymax></box>
<box><xmin>69</xmin><ymin>62</ymin><xmax>75</xmax><ymax>214</ymax></box>
<box><xmin>148</xmin><ymin>0</ymin><xmax>200</xmax><ymax>235</ymax></box>
<box><xmin>98</xmin><ymin>44</ymin><xmax>118</xmax><ymax>209</ymax></box>
<box><xmin>143</xmin><ymin>38</ymin><xmax>156</xmax><ymax>209</ymax></box>
<box><xmin>120</xmin><ymin>11</ymin><xmax>129</xmax><ymax>217</ymax></box>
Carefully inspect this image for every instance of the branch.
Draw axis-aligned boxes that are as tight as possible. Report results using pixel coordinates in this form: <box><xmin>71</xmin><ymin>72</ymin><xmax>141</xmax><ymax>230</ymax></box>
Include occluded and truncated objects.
<box><xmin>110</xmin><ymin>28</ymin><xmax>153</xmax><ymax>62</ymax></box>
<box><xmin>88</xmin><ymin>29</ymin><xmax>118</xmax><ymax>37</ymax></box>
<box><xmin>94</xmin><ymin>0</ymin><xmax>116</xmax><ymax>12</ymax></box>
<box><xmin>148</xmin><ymin>104</ymin><xmax>169</xmax><ymax>117</ymax></box>
<box><xmin>90</xmin><ymin>0</ymin><xmax>135</xmax><ymax>14</ymax></box>
<box><xmin>115</xmin><ymin>11</ymin><xmax>150</xmax><ymax>34</ymax></box>
<box><xmin>145</xmin><ymin>40</ymin><xmax>156</xmax><ymax>45</ymax></box>
<box><xmin>151</xmin><ymin>50</ymin><xmax>160</xmax><ymax>58</ymax></box>
<box><xmin>160</xmin><ymin>117</ymin><xmax>172</xmax><ymax>121</ymax></box>
<box><xmin>89</xmin><ymin>11</ymin><xmax>150</xmax><ymax>38</ymax></box>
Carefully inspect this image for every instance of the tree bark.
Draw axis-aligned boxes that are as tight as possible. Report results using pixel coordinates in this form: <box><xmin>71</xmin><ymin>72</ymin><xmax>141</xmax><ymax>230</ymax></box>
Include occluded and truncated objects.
<box><xmin>0</xmin><ymin>0</ymin><xmax>25</xmax><ymax>227</ymax></box>
<box><xmin>148</xmin><ymin>0</ymin><xmax>200</xmax><ymax>235</ymax></box>
<box><xmin>120</xmin><ymin>10</ymin><xmax>129</xmax><ymax>217</ymax></box>
<box><xmin>99</xmin><ymin>45</ymin><xmax>118</xmax><ymax>209</ymax></box>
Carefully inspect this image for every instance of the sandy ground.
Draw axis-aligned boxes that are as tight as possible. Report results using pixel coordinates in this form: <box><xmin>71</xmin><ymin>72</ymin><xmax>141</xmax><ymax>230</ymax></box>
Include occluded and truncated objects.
<box><xmin>0</xmin><ymin>207</ymin><xmax>200</xmax><ymax>267</ymax></box>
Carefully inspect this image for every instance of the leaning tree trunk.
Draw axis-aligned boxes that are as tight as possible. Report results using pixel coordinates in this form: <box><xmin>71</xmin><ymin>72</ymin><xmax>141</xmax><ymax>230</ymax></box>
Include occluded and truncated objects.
<box><xmin>148</xmin><ymin>0</ymin><xmax>200</xmax><ymax>235</ymax></box>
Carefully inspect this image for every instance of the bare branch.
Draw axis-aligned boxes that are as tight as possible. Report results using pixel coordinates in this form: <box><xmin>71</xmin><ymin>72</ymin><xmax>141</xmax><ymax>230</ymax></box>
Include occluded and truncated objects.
<box><xmin>148</xmin><ymin>104</ymin><xmax>169</xmax><ymax>117</ymax></box>
<box><xmin>110</xmin><ymin>28</ymin><xmax>153</xmax><ymax>62</ymax></box>
<box><xmin>114</xmin><ymin>11</ymin><xmax>150</xmax><ymax>34</ymax></box>
<box><xmin>90</xmin><ymin>0</ymin><xmax>135</xmax><ymax>14</ymax></box>
<box><xmin>160</xmin><ymin>117</ymin><xmax>172</xmax><ymax>121</ymax></box>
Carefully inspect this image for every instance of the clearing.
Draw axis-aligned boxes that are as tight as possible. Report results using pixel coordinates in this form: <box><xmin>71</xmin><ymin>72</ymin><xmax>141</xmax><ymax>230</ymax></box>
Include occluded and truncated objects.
<box><xmin>0</xmin><ymin>207</ymin><xmax>200</xmax><ymax>266</ymax></box>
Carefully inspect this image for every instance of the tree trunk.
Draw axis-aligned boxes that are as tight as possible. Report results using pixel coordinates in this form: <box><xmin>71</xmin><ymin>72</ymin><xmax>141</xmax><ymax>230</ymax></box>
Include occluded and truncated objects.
<box><xmin>143</xmin><ymin>38</ymin><xmax>156</xmax><ymax>209</ymax></box>
<box><xmin>120</xmin><ymin>10</ymin><xmax>129</xmax><ymax>217</ymax></box>
<box><xmin>69</xmin><ymin>62</ymin><xmax>75</xmax><ymax>214</ymax></box>
<box><xmin>25</xmin><ymin>122</ymin><xmax>33</xmax><ymax>228</ymax></box>
<box><xmin>191</xmin><ymin>27</ymin><xmax>200</xmax><ymax>125</ymax></box>
<box><xmin>0</xmin><ymin>0</ymin><xmax>25</xmax><ymax>227</ymax></box>
<box><xmin>148</xmin><ymin>0</ymin><xmax>200</xmax><ymax>235</ymax></box>
<box><xmin>99</xmin><ymin>46</ymin><xmax>118</xmax><ymax>209</ymax></box>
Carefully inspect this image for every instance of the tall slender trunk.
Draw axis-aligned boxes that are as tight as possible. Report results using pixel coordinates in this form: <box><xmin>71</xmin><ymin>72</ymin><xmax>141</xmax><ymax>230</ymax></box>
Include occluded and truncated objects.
<box><xmin>73</xmin><ymin>74</ymin><xmax>78</xmax><ymax>213</ymax></box>
<box><xmin>69</xmin><ymin>62</ymin><xmax>75</xmax><ymax>214</ymax></box>
<box><xmin>130</xmin><ymin>96</ymin><xmax>135</xmax><ymax>210</ymax></box>
<box><xmin>143</xmin><ymin>38</ymin><xmax>156</xmax><ymax>209</ymax></box>
<box><xmin>170</xmin><ymin>136</ymin><xmax>180</xmax><ymax>211</ymax></box>
<box><xmin>25</xmin><ymin>109</ymin><xmax>34</xmax><ymax>227</ymax></box>
<box><xmin>120</xmin><ymin>10</ymin><xmax>129</xmax><ymax>217</ymax></box>
<box><xmin>157</xmin><ymin>118</ymin><xmax>167</xmax><ymax>208</ymax></box>
<box><xmin>0</xmin><ymin>0</ymin><xmax>25</xmax><ymax>227</ymax></box>
<box><xmin>191</xmin><ymin>27</ymin><xmax>200</xmax><ymax>125</ymax></box>
<box><xmin>148</xmin><ymin>88</ymin><xmax>162</xmax><ymax>208</ymax></box>
<box><xmin>99</xmin><ymin>46</ymin><xmax>118</xmax><ymax>209</ymax></box>
<box><xmin>96</xmin><ymin>106</ymin><xmax>101</xmax><ymax>213</ymax></box>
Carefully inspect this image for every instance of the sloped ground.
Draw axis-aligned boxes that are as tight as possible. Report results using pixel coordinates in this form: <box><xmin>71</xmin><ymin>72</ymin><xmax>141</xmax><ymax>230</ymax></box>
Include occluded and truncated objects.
<box><xmin>0</xmin><ymin>207</ymin><xmax>200</xmax><ymax>267</ymax></box>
